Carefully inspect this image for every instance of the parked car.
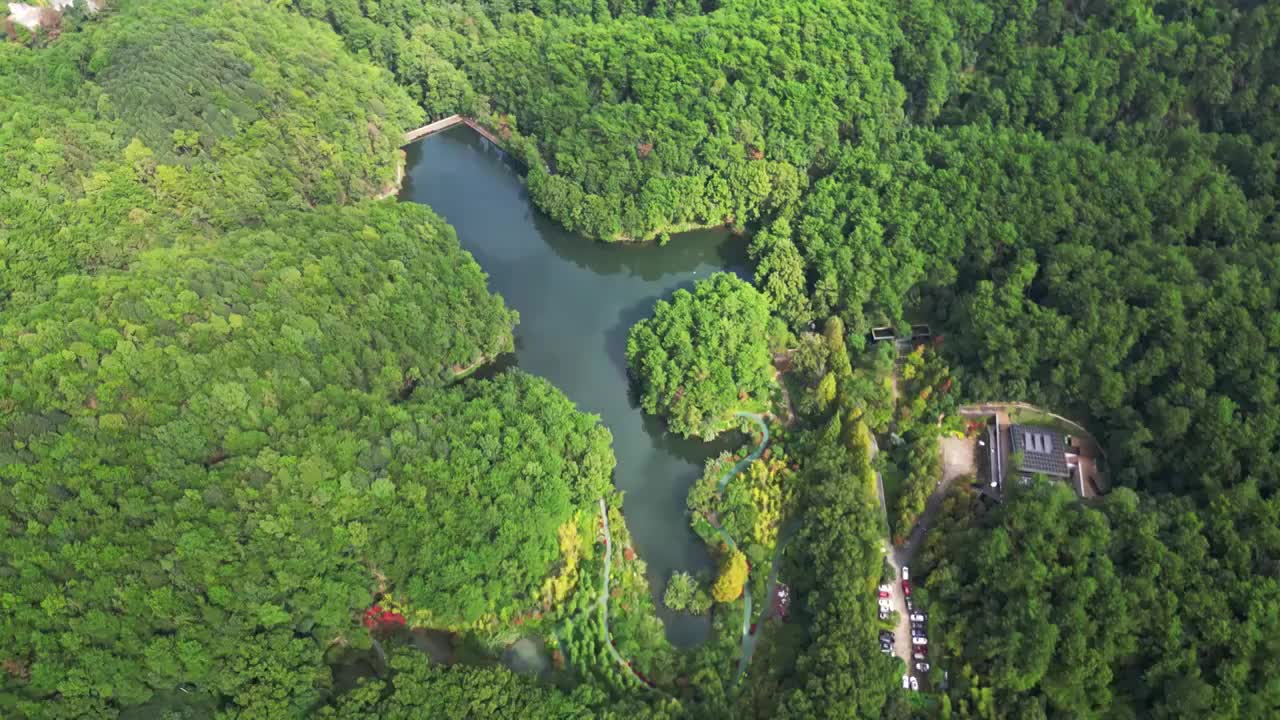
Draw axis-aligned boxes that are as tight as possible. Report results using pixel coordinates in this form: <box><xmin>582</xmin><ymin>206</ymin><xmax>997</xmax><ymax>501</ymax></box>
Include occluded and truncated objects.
<box><xmin>902</xmin><ymin>580</ymin><xmax>912</xmax><ymax>596</ymax></box>
<box><xmin>880</xmin><ymin>630</ymin><xmax>894</xmax><ymax>642</ymax></box>
<box><xmin>879</xmin><ymin>600</ymin><xmax>893</xmax><ymax>611</ymax></box>
<box><xmin>879</xmin><ymin>584</ymin><xmax>893</xmax><ymax>593</ymax></box>
<box><xmin>901</xmin><ymin>675</ymin><xmax>910</xmax><ymax>689</ymax></box>
<box><xmin>913</xmin><ymin>652</ymin><xmax>927</xmax><ymax>661</ymax></box>
<box><xmin>914</xmin><ymin>645</ymin><xmax>928</xmax><ymax>656</ymax></box>
<box><xmin>910</xmin><ymin>676</ymin><xmax>919</xmax><ymax>691</ymax></box>
<box><xmin>878</xmin><ymin>590</ymin><xmax>891</xmax><ymax>598</ymax></box>
<box><xmin>911</xmin><ymin>628</ymin><xmax>926</xmax><ymax>638</ymax></box>
<box><xmin>910</xmin><ymin>613</ymin><xmax>926</xmax><ymax>622</ymax></box>
<box><xmin>879</xmin><ymin>610</ymin><xmax>890</xmax><ymax>620</ymax></box>
<box><xmin>902</xmin><ymin>566</ymin><xmax>910</xmax><ymax>581</ymax></box>
<box><xmin>905</xmin><ymin>597</ymin><xmax>914</xmax><ymax>611</ymax></box>
<box><xmin>912</xmin><ymin>636</ymin><xmax>928</xmax><ymax>645</ymax></box>
<box><xmin>916</xmin><ymin>663</ymin><xmax>931</xmax><ymax>672</ymax></box>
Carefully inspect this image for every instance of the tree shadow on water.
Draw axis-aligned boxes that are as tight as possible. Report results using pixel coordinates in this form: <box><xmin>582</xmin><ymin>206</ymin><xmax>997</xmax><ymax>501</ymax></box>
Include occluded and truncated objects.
<box><xmin>603</xmin><ymin>292</ymin><xmax>670</xmax><ymax>382</ymax></box>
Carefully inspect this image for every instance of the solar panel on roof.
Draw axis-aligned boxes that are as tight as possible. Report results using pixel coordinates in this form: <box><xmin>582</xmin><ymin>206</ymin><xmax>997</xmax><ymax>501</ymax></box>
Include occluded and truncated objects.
<box><xmin>1009</xmin><ymin>424</ymin><xmax>1070</xmax><ymax>477</ymax></box>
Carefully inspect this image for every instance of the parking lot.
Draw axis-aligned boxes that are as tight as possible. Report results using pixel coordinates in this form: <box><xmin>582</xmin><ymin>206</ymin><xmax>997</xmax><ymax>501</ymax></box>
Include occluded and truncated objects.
<box><xmin>877</xmin><ymin>563</ymin><xmax>929</xmax><ymax>692</ymax></box>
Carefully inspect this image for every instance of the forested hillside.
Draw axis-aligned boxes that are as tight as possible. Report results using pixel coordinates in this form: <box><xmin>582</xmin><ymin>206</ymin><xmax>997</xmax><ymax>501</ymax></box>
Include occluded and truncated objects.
<box><xmin>298</xmin><ymin>0</ymin><xmax>1280</xmax><ymax>498</ymax></box>
<box><xmin>6</xmin><ymin>0</ymin><xmax>1280</xmax><ymax>717</ymax></box>
<box><xmin>754</xmin><ymin>125</ymin><xmax>1279</xmax><ymax>494</ymax></box>
<box><xmin>293</xmin><ymin>0</ymin><xmax>902</xmax><ymax>239</ymax></box>
<box><xmin>0</xmin><ymin>2</ymin><xmax>614</xmax><ymax>717</ymax></box>
<box><xmin>921</xmin><ymin>482</ymin><xmax>1280</xmax><ymax>719</ymax></box>
<box><xmin>0</xmin><ymin>0</ymin><xmax>421</xmax><ymax>306</ymax></box>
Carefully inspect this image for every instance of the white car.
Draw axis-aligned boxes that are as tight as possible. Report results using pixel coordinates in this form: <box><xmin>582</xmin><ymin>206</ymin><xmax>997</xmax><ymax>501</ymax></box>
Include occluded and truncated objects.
<box><xmin>910</xmin><ymin>613</ymin><xmax>926</xmax><ymax>622</ymax></box>
<box><xmin>910</xmin><ymin>676</ymin><xmax>919</xmax><ymax>691</ymax></box>
<box><xmin>916</xmin><ymin>662</ymin><xmax>931</xmax><ymax>672</ymax></box>
<box><xmin>912</xmin><ymin>636</ymin><xmax>928</xmax><ymax>645</ymax></box>
<box><xmin>901</xmin><ymin>674</ymin><xmax>910</xmax><ymax>689</ymax></box>
<box><xmin>878</xmin><ymin>584</ymin><xmax>893</xmax><ymax>593</ymax></box>
<box><xmin>879</xmin><ymin>599</ymin><xmax>893</xmax><ymax>609</ymax></box>
<box><xmin>901</xmin><ymin>566</ymin><xmax>910</xmax><ymax>581</ymax></box>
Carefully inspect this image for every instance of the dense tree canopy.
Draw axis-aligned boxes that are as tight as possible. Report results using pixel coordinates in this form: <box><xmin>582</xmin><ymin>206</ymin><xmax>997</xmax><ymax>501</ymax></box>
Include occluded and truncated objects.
<box><xmin>770</xmin><ymin>416</ymin><xmax>900</xmax><ymax>719</ymax></box>
<box><xmin>0</xmin><ymin>2</ymin><xmax>620</xmax><ymax>717</ymax></box>
<box><xmin>295</xmin><ymin>0</ymin><xmax>903</xmax><ymax>239</ymax></box>
<box><xmin>0</xmin><ymin>196</ymin><xmax>614</xmax><ymax>714</ymax></box>
<box><xmin>754</xmin><ymin>124</ymin><xmax>1280</xmax><ymax>495</ymax></box>
<box><xmin>922</xmin><ymin>482</ymin><xmax>1280</xmax><ymax>719</ymax></box>
<box><xmin>1</xmin><ymin>0</ymin><xmax>420</xmax><ymax>307</ymax></box>
<box><xmin>7</xmin><ymin>0</ymin><xmax>1280</xmax><ymax>716</ymax></box>
<box><xmin>627</xmin><ymin>272</ymin><xmax>773</xmax><ymax>438</ymax></box>
<box><xmin>360</xmin><ymin>371</ymin><xmax>614</xmax><ymax>628</ymax></box>
<box><xmin>320</xmin><ymin>648</ymin><xmax>681</xmax><ymax>719</ymax></box>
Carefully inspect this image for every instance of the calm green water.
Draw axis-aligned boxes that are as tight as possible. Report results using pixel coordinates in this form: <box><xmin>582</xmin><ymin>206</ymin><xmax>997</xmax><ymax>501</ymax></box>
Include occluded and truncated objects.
<box><xmin>400</xmin><ymin>128</ymin><xmax>747</xmax><ymax>647</ymax></box>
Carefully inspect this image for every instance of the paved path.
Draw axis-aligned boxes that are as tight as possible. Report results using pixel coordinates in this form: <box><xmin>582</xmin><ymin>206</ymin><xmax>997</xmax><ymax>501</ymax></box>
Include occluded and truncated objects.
<box><xmin>706</xmin><ymin>413</ymin><xmax>771</xmax><ymax>684</ymax></box>
<box><xmin>597</xmin><ymin>498</ymin><xmax>659</xmax><ymax>692</ymax></box>
<box><xmin>597</xmin><ymin>412</ymin><xmax>776</xmax><ymax>693</ymax></box>
<box><xmin>869</xmin><ymin>432</ymin><xmax>913</xmax><ymax>672</ymax></box>
<box><xmin>737</xmin><ymin>523</ymin><xmax>795</xmax><ymax>683</ymax></box>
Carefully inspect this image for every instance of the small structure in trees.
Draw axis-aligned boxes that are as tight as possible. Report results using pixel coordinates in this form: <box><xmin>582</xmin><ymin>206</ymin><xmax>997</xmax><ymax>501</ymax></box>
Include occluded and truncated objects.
<box><xmin>771</xmin><ymin>582</ymin><xmax>791</xmax><ymax>620</ymax></box>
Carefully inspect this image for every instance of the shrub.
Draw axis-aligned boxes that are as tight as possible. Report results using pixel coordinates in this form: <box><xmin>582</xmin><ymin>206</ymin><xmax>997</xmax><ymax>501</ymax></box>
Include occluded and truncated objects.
<box><xmin>712</xmin><ymin>549</ymin><xmax>749</xmax><ymax>603</ymax></box>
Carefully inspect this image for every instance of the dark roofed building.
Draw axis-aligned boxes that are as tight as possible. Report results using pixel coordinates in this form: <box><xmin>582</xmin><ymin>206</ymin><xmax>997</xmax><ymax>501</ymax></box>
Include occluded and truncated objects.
<box><xmin>1009</xmin><ymin>424</ymin><xmax>1070</xmax><ymax>478</ymax></box>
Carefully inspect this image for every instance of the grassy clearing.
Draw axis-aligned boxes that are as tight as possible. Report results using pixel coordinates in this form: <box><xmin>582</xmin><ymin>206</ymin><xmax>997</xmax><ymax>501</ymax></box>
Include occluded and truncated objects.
<box><xmin>1008</xmin><ymin>408</ymin><xmax>1084</xmax><ymax>437</ymax></box>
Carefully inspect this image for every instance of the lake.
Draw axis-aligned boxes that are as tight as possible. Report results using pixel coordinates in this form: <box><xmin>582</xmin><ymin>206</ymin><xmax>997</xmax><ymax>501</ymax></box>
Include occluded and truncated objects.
<box><xmin>400</xmin><ymin>127</ymin><xmax>747</xmax><ymax>647</ymax></box>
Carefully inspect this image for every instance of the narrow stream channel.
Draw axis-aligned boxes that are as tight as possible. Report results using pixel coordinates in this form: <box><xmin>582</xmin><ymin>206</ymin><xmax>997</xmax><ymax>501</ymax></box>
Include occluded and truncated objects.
<box><xmin>399</xmin><ymin>127</ymin><xmax>749</xmax><ymax>647</ymax></box>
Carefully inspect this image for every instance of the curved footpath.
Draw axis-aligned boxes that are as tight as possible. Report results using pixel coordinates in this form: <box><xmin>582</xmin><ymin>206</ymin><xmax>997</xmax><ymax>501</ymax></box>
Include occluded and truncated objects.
<box><xmin>597</xmin><ymin>412</ymin><xmax>782</xmax><ymax>694</ymax></box>
<box><xmin>597</xmin><ymin>498</ymin><xmax>660</xmax><ymax>692</ymax></box>
<box><xmin>706</xmin><ymin>413</ymin><xmax>771</xmax><ymax>685</ymax></box>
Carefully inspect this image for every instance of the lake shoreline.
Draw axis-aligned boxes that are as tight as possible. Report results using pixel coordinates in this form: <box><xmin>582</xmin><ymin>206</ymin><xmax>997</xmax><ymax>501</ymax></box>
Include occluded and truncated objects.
<box><xmin>399</xmin><ymin>127</ymin><xmax>749</xmax><ymax>647</ymax></box>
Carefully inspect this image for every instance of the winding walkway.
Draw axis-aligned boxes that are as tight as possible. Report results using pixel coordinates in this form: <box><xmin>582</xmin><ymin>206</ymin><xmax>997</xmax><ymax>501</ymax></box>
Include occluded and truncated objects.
<box><xmin>596</xmin><ymin>412</ymin><xmax>777</xmax><ymax>693</ymax></box>
<box><xmin>597</xmin><ymin>498</ymin><xmax>656</xmax><ymax>691</ymax></box>
<box><xmin>705</xmin><ymin>413</ymin><xmax>770</xmax><ymax>683</ymax></box>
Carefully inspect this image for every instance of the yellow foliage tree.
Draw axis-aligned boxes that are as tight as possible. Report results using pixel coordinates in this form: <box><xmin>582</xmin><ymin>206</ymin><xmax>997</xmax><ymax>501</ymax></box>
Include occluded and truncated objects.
<box><xmin>540</xmin><ymin>516</ymin><xmax>582</xmax><ymax>607</ymax></box>
<box><xmin>712</xmin><ymin>549</ymin><xmax>749</xmax><ymax>603</ymax></box>
<box><xmin>749</xmin><ymin>460</ymin><xmax>782</xmax><ymax>548</ymax></box>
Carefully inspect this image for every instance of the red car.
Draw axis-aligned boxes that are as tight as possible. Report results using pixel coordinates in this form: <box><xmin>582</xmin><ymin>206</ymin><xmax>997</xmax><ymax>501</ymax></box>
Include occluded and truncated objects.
<box><xmin>878</xmin><ymin>590</ymin><xmax>890</xmax><ymax>598</ymax></box>
<box><xmin>902</xmin><ymin>580</ymin><xmax>911</xmax><ymax>596</ymax></box>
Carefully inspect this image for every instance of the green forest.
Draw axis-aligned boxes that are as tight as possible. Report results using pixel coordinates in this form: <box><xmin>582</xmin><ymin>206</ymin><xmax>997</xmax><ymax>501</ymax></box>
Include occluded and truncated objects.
<box><xmin>4</xmin><ymin>0</ymin><xmax>1280</xmax><ymax>717</ymax></box>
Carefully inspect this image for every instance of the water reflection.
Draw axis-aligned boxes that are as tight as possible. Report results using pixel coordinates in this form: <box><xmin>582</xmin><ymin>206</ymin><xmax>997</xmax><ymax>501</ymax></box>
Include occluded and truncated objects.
<box><xmin>400</xmin><ymin>127</ymin><xmax>749</xmax><ymax>647</ymax></box>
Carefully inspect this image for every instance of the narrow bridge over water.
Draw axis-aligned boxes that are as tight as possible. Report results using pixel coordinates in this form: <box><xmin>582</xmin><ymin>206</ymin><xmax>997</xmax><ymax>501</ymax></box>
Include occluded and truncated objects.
<box><xmin>403</xmin><ymin>115</ymin><xmax>504</xmax><ymax>148</ymax></box>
